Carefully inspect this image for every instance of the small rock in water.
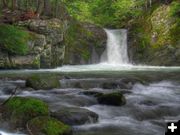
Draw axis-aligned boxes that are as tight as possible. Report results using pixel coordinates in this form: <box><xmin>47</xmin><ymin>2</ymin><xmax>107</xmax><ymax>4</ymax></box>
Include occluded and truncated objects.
<box><xmin>25</xmin><ymin>74</ymin><xmax>61</xmax><ymax>90</ymax></box>
<box><xmin>79</xmin><ymin>91</ymin><xmax>103</xmax><ymax>97</ymax></box>
<box><xmin>97</xmin><ymin>92</ymin><xmax>126</xmax><ymax>106</ymax></box>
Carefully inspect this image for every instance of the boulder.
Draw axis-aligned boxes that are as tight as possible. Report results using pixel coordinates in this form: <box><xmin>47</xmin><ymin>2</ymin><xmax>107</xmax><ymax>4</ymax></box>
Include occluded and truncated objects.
<box><xmin>97</xmin><ymin>92</ymin><xmax>126</xmax><ymax>106</ymax></box>
<box><xmin>26</xmin><ymin>75</ymin><xmax>61</xmax><ymax>90</ymax></box>
<box><xmin>2</xmin><ymin>97</ymin><xmax>49</xmax><ymax>128</ymax></box>
<box><xmin>28</xmin><ymin>116</ymin><xmax>72</xmax><ymax>135</ymax></box>
<box><xmin>51</xmin><ymin>107</ymin><xmax>98</xmax><ymax>125</ymax></box>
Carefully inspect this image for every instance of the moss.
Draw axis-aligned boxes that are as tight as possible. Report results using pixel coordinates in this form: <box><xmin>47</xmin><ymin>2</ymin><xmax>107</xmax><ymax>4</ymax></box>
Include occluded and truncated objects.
<box><xmin>97</xmin><ymin>92</ymin><xmax>126</xmax><ymax>106</ymax></box>
<box><xmin>64</xmin><ymin>21</ymin><xmax>95</xmax><ymax>62</ymax></box>
<box><xmin>4</xmin><ymin>97</ymin><xmax>49</xmax><ymax>127</ymax></box>
<box><xmin>32</xmin><ymin>56</ymin><xmax>40</xmax><ymax>69</ymax></box>
<box><xmin>28</xmin><ymin>116</ymin><xmax>71</xmax><ymax>135</ymax></box>
<box><xmin>26</xmin><ymin>74</ymin><xmax>61</xmax><ymax>90</ymax></box>
<box><xmin>129</xmin><ymin>2</ymin><xmax>180</xmax><ymax>65</ymax></box>
<box><xmin>0</xmin><ymin>24</ymin><xmax>29</xmax><ymax>55</ymax></box>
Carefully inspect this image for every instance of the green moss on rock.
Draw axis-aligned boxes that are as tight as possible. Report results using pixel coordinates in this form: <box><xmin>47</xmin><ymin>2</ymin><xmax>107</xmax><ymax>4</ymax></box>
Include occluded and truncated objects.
<box><xmin>26</xmin><ymin>74</ymin><xmax>61</xmax><ymax>90</ymax></box>
<box><xmin>0</xmin><ymin>24</ymin><xmax>29</xmax><ymax>55</ymax></box>
<box><xmin>129</xmin><ymin>2</ymin><xmax>180</xmax><ymax>66</ymax></box>
<box><xmin>97</xmin><ymin>92</ymin><xmax>126</xmax><ymax>106</ymax></box>
<box><xmin>64</xmin><ymin>21</ymin><xmax>106</xmax><ymax>64</ymax></box>
<box><xmin>3</xmin><ymin>97</ymin><xmax>49</xmax><ymax>127</ymax></box>
<box><xmin>28</xmin><ymin>116</ymin><xmax>72</xmax><ymax>135</ymax></box>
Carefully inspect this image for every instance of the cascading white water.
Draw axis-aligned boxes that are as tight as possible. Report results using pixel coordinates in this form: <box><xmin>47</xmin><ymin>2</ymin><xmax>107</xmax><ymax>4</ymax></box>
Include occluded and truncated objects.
<box><xmin>102</xmin><ymin>29</ymin><xmax>129</xmax><ymax>64</ymax></box>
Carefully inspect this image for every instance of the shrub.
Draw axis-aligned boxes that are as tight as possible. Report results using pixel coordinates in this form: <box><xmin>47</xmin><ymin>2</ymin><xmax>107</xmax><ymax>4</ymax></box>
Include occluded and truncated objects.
<box><xmin>169</xmin><ymin>1</ymin><xmax>180</xmax><ymax>17</ymax></box>
<box><xmin>0</xmin><ymin>24</ymin><xmax>29</xmax><ymax>55</ymax></box>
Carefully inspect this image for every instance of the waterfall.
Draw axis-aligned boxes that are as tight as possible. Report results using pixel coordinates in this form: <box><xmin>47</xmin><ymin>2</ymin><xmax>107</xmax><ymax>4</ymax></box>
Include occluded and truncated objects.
<box><xmin>101</xmin><ymin>29</ymin><xmax>129</xmax><ymax>64</ymax></box>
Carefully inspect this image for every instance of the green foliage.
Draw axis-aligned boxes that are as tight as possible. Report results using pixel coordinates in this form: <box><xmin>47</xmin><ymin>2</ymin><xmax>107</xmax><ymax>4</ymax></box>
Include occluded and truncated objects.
<box><xmin>65</xmin><ymin>22</ymin><xmax>92</xmax><ymax>61</ymax></box>
<box><xmin>0</xmin><ymin>24</ymin><xmax>29</xmax><ymax>55</ymax></box>
<box><xmin>29</xmin><ymin>116</ymin><xmax>71</xmax><ymax>135</ymax></box>
<box><xmin>169</xmin><ymin>1</ymin><xmax>180</xmax><ymax>17</ymax></box>
<box><xmin>63</xmin><ymin>0</ymin><xmax>145</xmax><ymax>27</ymax></box>
<box><xmin>169</xmin><ymin>1</ymin><xmax>180</xmax><ymax>44</ymax></box>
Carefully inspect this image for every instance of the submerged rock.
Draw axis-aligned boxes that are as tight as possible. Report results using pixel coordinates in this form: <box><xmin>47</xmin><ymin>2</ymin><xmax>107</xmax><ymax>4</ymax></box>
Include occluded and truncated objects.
<box><xmin>97</xmin><ymin>92</ymin><xmax>126</xmax><ymax>106</ymax></box>
<box><xmin>26</xmin><ymin>75</ymin><xmax>61</xmax><ymax>90</ymax></box>
<box><xmin>2</xmin><ymin>97</ymin><xmax>49</xmax><ymax>128</ymax></box>
<box><xmin>28</xmin><ymin>116</ymin><xmax>72</xmax><ymax>135</ymax></box>
<box><xmin>80</xmin><ymin>91</ymin><xmax>103</xmax><ymax>97</ymax></box>
<box><xmin>51</xmin><ymin>107</ymin><xmax>98</xmax><ymax>125</ymax></box>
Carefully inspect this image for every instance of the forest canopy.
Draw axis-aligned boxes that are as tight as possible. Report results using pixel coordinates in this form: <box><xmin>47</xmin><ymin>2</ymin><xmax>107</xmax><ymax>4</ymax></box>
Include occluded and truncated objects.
<box><xmin>0</xmin><ymin>0</ymin><xmax>177</xmax><ymax>27</ymax></box>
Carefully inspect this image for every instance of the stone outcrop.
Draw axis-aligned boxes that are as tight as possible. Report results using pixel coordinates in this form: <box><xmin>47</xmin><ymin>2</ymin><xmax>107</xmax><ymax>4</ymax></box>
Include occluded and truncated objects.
<box><xmin>0</xmin><ymin>18</ymin><xmax>67</xmax><ymax>69</ymax></box>
<box><xmin>129</xmin><ymin>4</ymin><xmax>180</xmax><ymax>66</ymax></box>
<box><xmin>64</xmin><ymin>22</ymin><xmax>106</xmax><ymax>65</ymax></box>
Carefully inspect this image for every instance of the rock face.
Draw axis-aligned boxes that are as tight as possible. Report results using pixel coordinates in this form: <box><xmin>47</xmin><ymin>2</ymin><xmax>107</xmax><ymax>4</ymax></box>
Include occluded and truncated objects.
<box><xmin>51</xmin><ymin>107</ymin><xmax>98</xmax><ymax>125</ymax></box>
<box><xmin>64</xmin><ymin>22</ymin><xmax>107</xmax><ymax>65</ymax></box>
<box><xmin>129</xmin><ymin>4</ymin><xmax>180</xmax><ymax>66</ymax></box>
<box><xmin>0</xmin><ymin>18</ymin><xmax>67</xmax><ymax>69</ymax></box>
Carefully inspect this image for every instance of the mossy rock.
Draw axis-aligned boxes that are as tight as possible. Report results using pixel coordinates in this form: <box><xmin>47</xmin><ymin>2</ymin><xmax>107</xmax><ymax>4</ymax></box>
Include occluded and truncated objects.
<box><xmin>97</xmin><ymin>92</ymin><xmax>126</xmax><ymax>106</ymax></box>
<box><xmin>3</xmin><ymin>97</ymin><xmax>49</xmax><ymax>127</ymax></box>
<box><xmin>26</xmin><ymin>74</ymin><xmax>61</xmax><ymax>90</ymax></box>
<box><xmin>28</xmin><ymin>116</ymin><xmax>72</xmax><ymax>135</ymax></box>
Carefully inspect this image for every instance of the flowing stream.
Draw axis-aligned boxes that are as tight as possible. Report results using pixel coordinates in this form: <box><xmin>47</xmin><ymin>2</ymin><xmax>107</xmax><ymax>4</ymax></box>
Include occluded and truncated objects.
<box><xmin>0</xmin><ymin>79</ymin><xmax>180</xmax><ymax>135</ymax></box>
<box><xmin>0</xmin><ymin>29</ymin><xmax>180</xmax><ymax>135</ymax></box>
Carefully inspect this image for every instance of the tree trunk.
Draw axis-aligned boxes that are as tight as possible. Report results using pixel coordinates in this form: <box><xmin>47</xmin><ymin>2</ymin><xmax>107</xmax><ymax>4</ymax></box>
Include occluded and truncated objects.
<box><xmin>12</xmin><ymin>0</ymin><xmax>17</xmax><ymax>10</ymax></box>
<box><xmin>2</xmin><ymin>0</ymin><xmax>8</xmax><ymax>8</ymax></box>
<box><xmin>44</xmin><ymin>0</ymin><xmax>51</xmax><ymax>16</ymax></box>
<box><xmin>36</xmin><ymin>0</ymin><xmax>44</xmax><ymax>16</ymax></box>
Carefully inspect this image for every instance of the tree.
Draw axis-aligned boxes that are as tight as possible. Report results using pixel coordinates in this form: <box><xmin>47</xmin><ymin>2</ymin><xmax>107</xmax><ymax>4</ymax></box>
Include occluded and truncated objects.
<box><xmin>36</xmin><ymin>0</ymin><xmax>44</xmax><ymax>16</ymax></box>
<box><xmin>12</xmin><ymin>0</ymin><xmax>17</xmax><ymax>10</ymax></box>
<box><xmin>2</xmin><ymin>0</ymin><xmax>8</xmax><ymax>8</ymax></box>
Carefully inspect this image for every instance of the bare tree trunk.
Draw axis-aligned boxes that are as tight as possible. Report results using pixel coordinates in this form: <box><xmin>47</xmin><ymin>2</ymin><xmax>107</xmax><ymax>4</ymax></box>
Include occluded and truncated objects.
<box><xmin>36</xmin><ymin>0</ymin><xmax>44</xmax><ymax>16</ymax></box>
<box><xmin>149</xmin><ymin>0</ymin><xmax>152</xmax><ymax>7</ymax></box>
<box><xmin>2</xmin><ymin>0</ymin><xmax>8</xmax><ymax>8</ymax></box>
<box><xmin>12</xmin><ymin>0</ymin><xmax>17</xmax><ymax>10</ymax></box>
<box><xmin>44</xmin><ymin>0</ymin><xmax>51</xmax><ymax>16</ymax></box>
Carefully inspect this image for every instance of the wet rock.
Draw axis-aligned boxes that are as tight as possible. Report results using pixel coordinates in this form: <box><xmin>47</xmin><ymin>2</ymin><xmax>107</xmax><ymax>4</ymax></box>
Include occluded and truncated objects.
<box><xmin>28</xmin><ymin>116</ymin><xmax>72</xmax><ymax>135</ymax></box>
<box><xmin>51</xmin><ymin>107</ymin><xmax>98</xmax><ymax>125</ymax></box>
<box><xmin>102</xmin><ymin>82</ymin><xmax>130</xmax><ymax>89</ymax></box>
<box><xmin>80</xmin><ymin>91</ymin><xmax>103</xmax><ymax>97</ymax></box>
<box><xmin>118</xmin><ymin>89</ymin><xmax>132</xmax><ymax>94</ymax></box>
<box><xmin>102</xmin><ymin>82</ymin><xmax>119</xmax><ymax>89</ymax></box>
<box><xmin>26</xmin><ymin>75</ymin><xmax>61</xmax><ymax>90</ymax></box>
<box><xmin>97</xmin><ymin>92</ymin><xmax>126</xmax><ymax>106</ymax></box>
<box><xmin>1</xmin><ymin>86</ymin><xmax>16</xmax><ymax>95</ymax></box>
